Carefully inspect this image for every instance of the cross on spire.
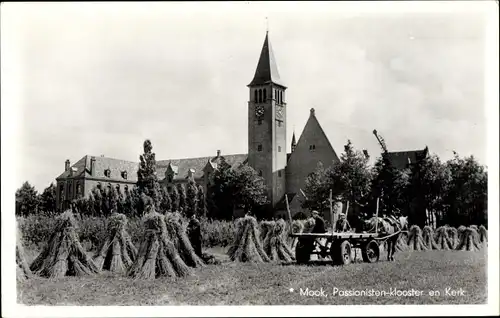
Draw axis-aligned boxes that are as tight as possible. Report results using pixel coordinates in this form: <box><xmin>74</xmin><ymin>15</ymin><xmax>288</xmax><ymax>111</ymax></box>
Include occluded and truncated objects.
<box><xmin>266</xmin><ymin>17</ymin><xmax>269</xmax><ymax>33</ymax></box>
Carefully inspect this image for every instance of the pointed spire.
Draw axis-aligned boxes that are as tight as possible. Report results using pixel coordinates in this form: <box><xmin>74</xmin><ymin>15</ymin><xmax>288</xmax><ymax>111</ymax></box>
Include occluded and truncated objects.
<box><xmin>248</xmin><ymin>32</ymin><xmax>286</xmax><ymax>88</ymax></box>
<box><xmin>291</xmin><ymin>131</ymin><xmax>297</xmax><ymax>152</ymax></box>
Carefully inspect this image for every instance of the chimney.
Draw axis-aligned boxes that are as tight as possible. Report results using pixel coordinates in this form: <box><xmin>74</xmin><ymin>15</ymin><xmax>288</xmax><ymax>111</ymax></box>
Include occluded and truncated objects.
<box><xmin>217</xmin><ymin>150</ymin><xmax>221</xmax><ymax>157</ymax></box>
<box><xmin>65</xmin><ymin>159</ymin><xmax>70</xmax><ymax>171</ymax></box>
<box><xmin>90</xmin><ymin>156</ymin><xmax>96</xmax><ymax>176</ymax></box>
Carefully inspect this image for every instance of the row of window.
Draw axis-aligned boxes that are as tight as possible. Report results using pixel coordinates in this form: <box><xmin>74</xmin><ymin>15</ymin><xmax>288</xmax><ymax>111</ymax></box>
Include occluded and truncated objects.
<box><xmin>257</xmin><ymin>145</ymin><xmax>283</xmax><ymax>152</ymax></box>
<box><xmin>253</xmin><ymin>88</ymin><xmax>285</xmax><ymax>104</ymax></box>
<box><xmin>104</xmin><ymin>169</ymin><xmax>128</xmax><ymax>180</ymax></box>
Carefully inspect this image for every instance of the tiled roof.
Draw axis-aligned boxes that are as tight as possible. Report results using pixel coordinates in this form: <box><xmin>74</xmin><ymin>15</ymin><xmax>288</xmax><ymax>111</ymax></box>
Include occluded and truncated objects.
<box><xmin>56</xmin><ymin>153</ymin><xmax>249</xmax><ymax>183</ymax></box>
<box><xmin>56</xmin><ymin>156</ymin><xmax>139</xmax><ymax>182</ymax></box>
<box><xmin>248</xmin><ymin>32</ymin><xmax>285</xmax><ymax>87</ymax></box>
<box><xmin>386</xmin><ymin>148</ymin><xmax>429</xmax><ymax>170</ymax></box>
<box><xmin>157</xmin><ymin>154</ymin><xmax>248</xmax><ymax>181</ymax></box>
<box><xmin>56</xmin><ymin>156</ymin><xmax>88</xmax><ymax>180</ymax></box>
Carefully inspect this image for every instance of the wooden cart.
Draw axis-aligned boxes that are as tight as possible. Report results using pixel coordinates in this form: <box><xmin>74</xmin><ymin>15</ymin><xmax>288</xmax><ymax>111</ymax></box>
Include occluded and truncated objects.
<box><xmin>289</xmin><ymin>232</ymin><xmax>381</xmax><ymax>265</ymax></box>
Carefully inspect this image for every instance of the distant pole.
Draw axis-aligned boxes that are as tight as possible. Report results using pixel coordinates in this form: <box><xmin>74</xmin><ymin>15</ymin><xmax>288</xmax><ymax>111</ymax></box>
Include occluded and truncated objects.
<box><xmin>375</xmin><ymin>197</ymin><xmax>380</xmax><ymax>233</ymax></box>
<box><xmin>343</xmin><ymin>201</ymin><xmax>350</xmax><ymax>232</ymax></box>
<box><xmin>285</xmin><ymin>194</ymin><xmax>292</xmax><ymax>229</ymax></box>
<box><xmin>329</xmin><ymin>190</ymin><xmax>334</xmax><ymax>233</ymax></box>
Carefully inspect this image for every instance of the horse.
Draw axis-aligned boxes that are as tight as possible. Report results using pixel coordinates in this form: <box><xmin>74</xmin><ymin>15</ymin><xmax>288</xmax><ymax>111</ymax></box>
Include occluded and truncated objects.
<box><xmin>364</xmin><ymin>215</ymin><xmax>408</xmax><ymax>261</ymax></box>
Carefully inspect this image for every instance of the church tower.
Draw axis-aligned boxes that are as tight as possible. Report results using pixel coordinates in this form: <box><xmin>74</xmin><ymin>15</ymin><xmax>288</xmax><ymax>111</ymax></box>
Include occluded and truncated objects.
<box><xmin>247</xmin><ymin>32</ymin><xmax>287</xmax><ymax>208</ymax></box>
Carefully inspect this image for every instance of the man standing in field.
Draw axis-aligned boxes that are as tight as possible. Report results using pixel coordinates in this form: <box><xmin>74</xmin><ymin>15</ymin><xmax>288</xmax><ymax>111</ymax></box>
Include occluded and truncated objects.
<box><xmin>187</xmin><ymin>214</ymin><xmax>202</xmax><ymax>258</ymax></box>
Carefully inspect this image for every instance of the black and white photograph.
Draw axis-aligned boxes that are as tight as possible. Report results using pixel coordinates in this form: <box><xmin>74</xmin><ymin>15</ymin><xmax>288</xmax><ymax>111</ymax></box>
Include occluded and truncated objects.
<box><xmin>1</xmin><ymin>1</ymin><xmax>499</xmax><ymax>317</ymax></box>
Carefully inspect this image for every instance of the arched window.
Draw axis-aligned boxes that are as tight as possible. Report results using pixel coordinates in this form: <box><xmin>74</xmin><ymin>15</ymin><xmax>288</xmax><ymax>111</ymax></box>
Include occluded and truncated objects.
<box><xmin>280</xmin><ymin>91</ymin><xmax>283</xmax><ymax>104</ymax></box>
<box><xmin>254</xmin><ymin>90</ymin><xmax>258</xmax><ymax>102</ymax></box>
<box><xmin>263</xmin><ymin>88</ymin><xmax>267</xmax><ymax>102</ymax></box>
<box><xmin>275</xmin><ymin>89</ymin><xmax>277</xmax><ymax>101</ymax></box>
<box><xmin>258</xmin><ymin>89</ymin><xmax>262</xmax><ymax>103</ymax></box>
<box><xmin>259</xmin><ymin>170</ymin><xmax>263</xmax><ymax>177</ymax></box>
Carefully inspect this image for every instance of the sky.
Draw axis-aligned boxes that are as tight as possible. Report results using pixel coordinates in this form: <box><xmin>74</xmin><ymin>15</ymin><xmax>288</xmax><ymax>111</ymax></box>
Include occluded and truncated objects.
<box><xmin>2</xmin><ymin>2</ymin><xmax>494</xmax><ymax>192</ymax></box>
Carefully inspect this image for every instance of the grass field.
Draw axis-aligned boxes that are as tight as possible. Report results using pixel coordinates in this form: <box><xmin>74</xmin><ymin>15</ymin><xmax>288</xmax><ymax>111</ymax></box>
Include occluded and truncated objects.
<box><xmin>18</xmin><ymin>247</ymin><xmax>487</xmax><ymax>305</ymax></box>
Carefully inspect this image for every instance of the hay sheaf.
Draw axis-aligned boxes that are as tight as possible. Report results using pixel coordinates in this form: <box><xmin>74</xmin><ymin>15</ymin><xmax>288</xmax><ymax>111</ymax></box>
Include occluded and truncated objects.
<box><xmin>456</xmin><ymin>227</ymin><xmax>482</xmax><ymax>252</ymax></box>
<box><xmin>422</xmin><ymin>226</ymin><xmax>440</xmax><ymax>250</ymax></box>
<box><xmin>262</xmin><ymin>219</ymin><xmax>295</xmax><ymax>262</ymax></box>
<box><xmin>227</xmin><ymin>215</ymin><xmax>270</xmax><ymax>263</ymax></box>
<box><xmin>446</xmin><ymin>227</ymin><xmax>459</xmax><ymax>249</ymax></box>
<box><xmin>30</xmin><ymin>210</ymin><xmax>100</xmax><ymax>278</ymax></box>
<box><xmin>128</xmin><ymin>211</ymin><xmax>197</xmax><ymax>279</ymax></box>
<box><xmin>407</xmin><ymin>225</ymin><xmax>428</xmax><ymax>251</ymax></box>
<box><xmin>478</xmin><ymin>225</ymin><xmax>487</xmax><ymax>244</ymax></box>
<box><xmin>287</xmin><ymin>220</ymin><xmax>305</xmax><ymax>251</ymax></box>
<box><xmin>260</xmin><ymin>221</ymin><xmax>275</xmax><ymax>242</ymax></box>
<box><xmin>435</xmin><ymin>226</ymin><xmax>453</xmax><ymax>250</ymax></box>
<box><xmin>17</xmin><ymin>226</ymin><xmax>33</xmax><ymax>281</ymax></box>
<box><xmin>94</xmin><ymin>213</ymin><xmax>137</xmax><ymax>274</ymax></box>
<box><xmin>165</xmin><ymin>212</ymin><xmax>205</xmax><ymax>268</ymax></box>
<box><xmin>395</xmin><ymin>232</ymin><xmax>409</xmax><ymax>252</ymax></box>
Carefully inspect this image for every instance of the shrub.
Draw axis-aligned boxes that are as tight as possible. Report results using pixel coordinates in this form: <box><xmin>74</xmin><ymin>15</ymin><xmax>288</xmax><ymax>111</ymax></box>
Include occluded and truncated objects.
<box><xmin>17</xmin><ymin>214</ymin><xmax>233</xmax><ymax>251</ymax></box>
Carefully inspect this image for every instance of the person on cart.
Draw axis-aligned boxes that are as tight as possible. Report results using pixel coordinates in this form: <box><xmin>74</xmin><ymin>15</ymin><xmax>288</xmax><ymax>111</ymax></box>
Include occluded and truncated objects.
<box><xmin>311</xmin><ymin>210</ymin><xmax>326</xmax><ymax>233</ymax></box>
<box><xmin>335</xmin><ymin>212</ymin><xmax>352</xmax><ymax>232</ymax></box>
<box><xmin>310</xmin><ymin>210</ymin><xmax>329</xmax><ymax>258</ymax></box>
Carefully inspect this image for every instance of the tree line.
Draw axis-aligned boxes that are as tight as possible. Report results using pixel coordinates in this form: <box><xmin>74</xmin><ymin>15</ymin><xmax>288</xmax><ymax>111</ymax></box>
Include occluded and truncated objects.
<box><xmin>15</xmin><ymin>139</ymin><xmax>487</xmax><ymax>227</ymax></box>
<box><xmin>302</xmin><ymin>140</ymin><xmax>488</xmax><ymax>229</ymax></box>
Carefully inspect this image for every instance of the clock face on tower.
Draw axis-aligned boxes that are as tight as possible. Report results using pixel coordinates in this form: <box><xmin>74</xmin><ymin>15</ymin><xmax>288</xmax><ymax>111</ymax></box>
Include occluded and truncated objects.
<box><xmin>255</xmin><ymin>105</ymin><xmax>265</xmax><ymax>117</ymax></box>
<box><xmin>276</xmin><ymin>105</ymin><xmax>284</xmax><ymax>119</ymax></box>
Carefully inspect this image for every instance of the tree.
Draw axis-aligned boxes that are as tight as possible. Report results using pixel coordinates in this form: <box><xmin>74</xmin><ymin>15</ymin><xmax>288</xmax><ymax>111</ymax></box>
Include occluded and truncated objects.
<box><xmin>443</xmin><ymin>153</ymin><xmax>487</xmax><ymax>226</ymax></box>
<box><xmin>92</xmin><ymin>186</ymin><xmax>104</xmax><ymax>216</ymax></box>
<box><xmin>370</xmin><ymin>154</ymin><xmax>410</xmax><ymax>218</ymax></box>
<box><xmin>232</xmin><ymin>164</ymin><xmax>268</xmax><ymax>213</ymax></box>
<box><xmin>208</xmin><ymin>159</ymin><xmax>268</xmax><ymax>220</ymax></box>
<box><xmin>407</xmin><ymin>154</ymin><xmax>452</xmax><ymax>227</ymax></box>
<box><xmin>185</xmin><ymin>180</ymin><xmax>198</xmax><ymax>217</ymax></box>
<box><xmin>39</xmin><ymin>183</ymin><xmax>57</xmax><ymax>213</ymax></box>
<box><xmin>177</xmin><ymin>183</ymin><xmax>187</xmax><ymax>214</ymax></box>
<box><xmin>160</xmin><ymin>186</ymin><xmax>171</xmax><ymax>212</ymax></box>
<box><xmin>325</xmin><ymin>140</ymin><xmax>373</xmax><ymax>228</ymax></box>
<box><xmin>136</xmin><ymin>139</ymin><xmax>161</xmax><ymax>211</ymax></box>
<box><xmin>122</xmin><ymin>186</ymin><xmax>135</xmax><ymax>216</ymax></box>
<box><xmin>15</xmin><ymin>181</ymin><xmax>40</xmax><ymax>216</ymax></box>
<box><xmin>169</xmin><ymin>185</ymin><xmax>180</xmax><ymax>212</ymax></box>
<box><xmin>196</xmin><ymin>184</ymin><xmax>207</xmax><ymax>217</ymax></box>
<box><xmin>302</xmin><ymin>162</ymin><xmax>330</xmax><ymax>212</ymax></box>
<box><xmin>207</xmin><ymin>158</ymin><xmax>234</xmax><ymax>220</ymax></box>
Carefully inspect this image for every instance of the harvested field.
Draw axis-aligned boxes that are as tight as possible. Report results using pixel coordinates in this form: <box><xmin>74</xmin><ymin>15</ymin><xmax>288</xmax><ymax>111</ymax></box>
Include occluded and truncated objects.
<box><xmin>18</xmin><ymin>248</ymin><xmax>487</xmax><ymax>305</ymax></box>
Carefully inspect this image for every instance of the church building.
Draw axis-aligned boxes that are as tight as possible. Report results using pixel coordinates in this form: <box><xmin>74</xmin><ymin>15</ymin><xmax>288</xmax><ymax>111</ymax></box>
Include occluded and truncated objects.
<box><xmin>55</xmin><ymin>32</ymin><xmax>427</xmax><ymax>218</ymax></box>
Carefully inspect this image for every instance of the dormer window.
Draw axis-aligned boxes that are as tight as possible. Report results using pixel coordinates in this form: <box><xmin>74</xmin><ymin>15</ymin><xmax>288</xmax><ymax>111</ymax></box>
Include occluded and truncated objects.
<box><xmin>309</xmin><ymin>145</ymin><xmax>316</xmax><ymax>151</ymax></box>
<box><xmin>258</xmin><ymin>144</ymin><xmax>263</xmax><ymax>152</ymax></box>
<box><xmin>167</xmin><ymin>174</ymin><xmax>173</xmax><ymax>183</ymax></box>
<box><xmin>104</xmin><ymin>169</ymin><xmax>111</xmax><ymax>178</ymax></box>
<box><xmin>121</xmin><ymin>171</ymin><xmax>128</xmax><ymax>179</ymax></box>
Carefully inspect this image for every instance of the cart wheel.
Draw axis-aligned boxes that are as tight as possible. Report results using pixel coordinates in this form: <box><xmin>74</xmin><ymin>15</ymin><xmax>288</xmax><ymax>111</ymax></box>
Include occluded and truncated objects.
<box><xmin>295</xmin><ymin>239</ymin><xmax>311</xmax><ymax>264</ymax></box>
<box><xmin>332</xmin><ymin>240</ymin><xmax>352</xmax><ymax>265</ymax></box>
<box><xmin>362</xmin><ymin>240</ymin><xmax>380</xmax><ymax>263</ymax></box>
